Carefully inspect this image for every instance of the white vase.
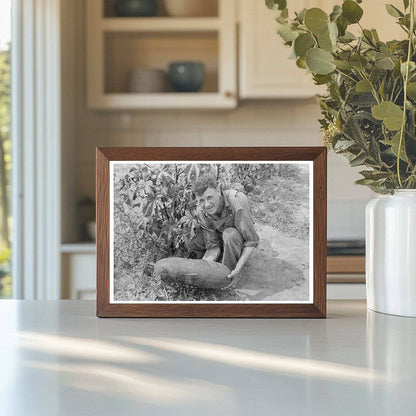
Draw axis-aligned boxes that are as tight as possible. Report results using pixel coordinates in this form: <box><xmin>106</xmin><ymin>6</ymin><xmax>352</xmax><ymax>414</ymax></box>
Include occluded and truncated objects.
<box><xmin>366</xmin><ymin>190</ymin><xmax>416</xmax><ymax>317</ymax></box>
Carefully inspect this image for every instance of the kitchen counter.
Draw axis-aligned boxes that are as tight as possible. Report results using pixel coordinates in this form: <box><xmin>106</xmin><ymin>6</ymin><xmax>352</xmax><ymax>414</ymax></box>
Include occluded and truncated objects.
<box><xmin>0</xmin><ymin>300</ymin><xmax>415</xmax><ymax>415</ymax></box>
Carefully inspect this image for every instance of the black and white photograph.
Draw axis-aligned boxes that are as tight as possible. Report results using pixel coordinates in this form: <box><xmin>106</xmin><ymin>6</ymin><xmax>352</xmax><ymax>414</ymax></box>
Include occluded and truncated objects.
<box><xmin>110</xmin><ymin>161</ymin><xmax>313</xmax><ymax>303</ymax></box>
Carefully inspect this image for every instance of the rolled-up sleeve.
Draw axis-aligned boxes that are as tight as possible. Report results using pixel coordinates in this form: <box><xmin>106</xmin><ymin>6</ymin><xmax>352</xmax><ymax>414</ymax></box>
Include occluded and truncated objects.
<box><xmin>231</xmin><ymin>192</ymin><xmax>259</xmax><ymax>248</ymax></box>
<box><xmin>235</xmin><ymin>209</ymin><xmax>259</xmax><ymax>248</ymax></box>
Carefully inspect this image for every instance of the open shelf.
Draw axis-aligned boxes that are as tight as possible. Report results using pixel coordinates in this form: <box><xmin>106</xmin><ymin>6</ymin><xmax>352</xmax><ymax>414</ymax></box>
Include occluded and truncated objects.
<box><xmin>104</xmin><ymin>31</ymin><xmax>218</xmax><ymax>94</ymax></box>
<box><xmin>86</xmin><ymin>0</ymin><xmax>236</xmax><ymax>109</ymax></box>
<box><xmin>103</xmin><ymin>0</ymin><xmax>219</xmax><ymax>18</ymax></box>
<box><xmin>101</xmin><ymin>17</ymin><xmax>221</xmax><ymax>32</ymax></box>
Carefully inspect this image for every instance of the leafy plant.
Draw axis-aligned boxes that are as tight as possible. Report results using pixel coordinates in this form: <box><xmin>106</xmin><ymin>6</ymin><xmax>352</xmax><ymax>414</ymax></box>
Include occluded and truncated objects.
<box><xmin>114</xmin><ymin>163</ymin><xmax>283</xmax><ymax>277</ymax></box>
<box><xmin>267</xmin><ymin>0</ymin><xmax>416</xmax><ymax>193</ymax></box>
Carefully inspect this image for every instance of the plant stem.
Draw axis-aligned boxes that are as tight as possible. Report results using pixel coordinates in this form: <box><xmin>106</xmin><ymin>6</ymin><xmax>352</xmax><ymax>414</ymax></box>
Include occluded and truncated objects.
<box><xmin>397</xmin><ymin>0</ymin><xmax>415</xmax><ymax>188</ymax></box>
<box><xmin>334</xmin><ymin>68</ymin><xmax>357</xmax><ymax>83</ymax></box>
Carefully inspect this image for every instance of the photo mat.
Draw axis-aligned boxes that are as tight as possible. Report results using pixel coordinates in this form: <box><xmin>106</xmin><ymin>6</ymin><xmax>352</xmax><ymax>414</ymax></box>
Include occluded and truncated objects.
<box><xmin>109</xmin><ymin>161</ymin><xmax>313</xmax><ymax>304</ymax></box>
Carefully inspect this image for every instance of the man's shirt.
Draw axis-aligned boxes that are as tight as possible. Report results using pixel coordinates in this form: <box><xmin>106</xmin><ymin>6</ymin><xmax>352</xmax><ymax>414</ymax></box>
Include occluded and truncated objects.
<box><xmin>196</xmin><ymin>189</ymin><xmax>259</xmax><ymax>250</ymax></box>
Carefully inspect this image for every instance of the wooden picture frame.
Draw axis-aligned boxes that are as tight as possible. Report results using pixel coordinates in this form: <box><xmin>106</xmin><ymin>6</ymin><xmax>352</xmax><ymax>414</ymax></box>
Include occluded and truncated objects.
<box><xmin>96</xmin><ymin>147</ymin><xmax>327</xmax><ymax>318</ymax></box>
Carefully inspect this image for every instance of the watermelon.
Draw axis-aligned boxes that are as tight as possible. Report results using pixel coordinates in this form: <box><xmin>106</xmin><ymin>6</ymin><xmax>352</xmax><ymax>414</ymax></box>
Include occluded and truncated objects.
<box><xmin>154</xmin><ymin>257</ymin><xmax>231</xmax><ymax>289</ymax></box>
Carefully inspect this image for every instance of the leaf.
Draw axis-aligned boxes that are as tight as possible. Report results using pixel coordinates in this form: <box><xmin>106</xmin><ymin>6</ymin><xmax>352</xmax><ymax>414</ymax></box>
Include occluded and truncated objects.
<box><xmin>401</xmin><ymin>61</ymin><xmax>416</xmax><ymax>76</ymax></box>
<box><xmin>313</xmin><ymin>74</ymin><xmax>332</xmax><ymax>85</ymax></box>
<box><xmin>407</xmin><ymin>82</ymin><xmax>416</xmax><ymax>99</ymax></box>
<box><xmin>375</xmin><ymin>56</ymin><xmax>395</xmax><ymax>70</ymax></box>
<box><xmin>344</xmin><ymin>114</ymin><xmax>367</xmax><ymax>147</ymax></box>
<box><xmin>372</xmin><ymin>101</ymin><xmax>404</xmax><ymax>130</ymax></box>
<box><xmin>304</xmin><ymin>8</ymin><xmax>329</xmax><ymax>35</ymax></box>
<box><xmin>318</xmin><ymin>31</ymin><xmax>333</xmax><ymax>52</ymax></box>
<box><xmin>339</xmin><ymin>31</ymin><xmax>356</xmax><ymax>42</ymax></box>
<box><xmin>355</xmin><ymin>178</ymin><xmax>377</xmax><ymax>185</ymax></box>
<box><xmin>277</xmin><ymin>23</ymin><xmax>299</xmax><ymax>42</ymax></box>
<box><xmin>334</xmin><ymin>139</ymin><xmax>355</xmax><ymax>152</ymax></box>
<box><xmin>359</xmin><ymin>170</ymin><xmax>391</xmax><ymax>180</ymax></box>
<box><xmin>369</xmin><ymin>136</ymin><xmax>381</xmax><ymax>162</ymax></box>
<box><xmin>385</xmin><ymin>4</ymin><xmax>403</xmax><ymax>18</ymax></box>
<box><xmin>350</xmin><ymin>53</ymin><xmax>368</xmax><ymax>69</ymax></box>
<box><xmin>330</xmin><ymin>5</ymin><xmax>342</xmax><ymax>22</ymax></box>
<box><xmin>306</xmin><ymin>48</ymin><xmax>335</xmax><ymax>75</ymax></box>
<box><xmin>356</xmin><ymin>79</ymin><xmax>372</xmax><ymax>92</ymax></box>
<box><xmin>266</xmin><ymin>0</ymin><xmax>287</xmax><ymax>11</ymax></box>
<box><xmin>295</xmin><ymin>8</ymin><xmax>307</xmax><ymax>22</ymax></box>
<box><xmin>342</xmin><ymin>0</ymin><xmax>363</xmax><ymax>24</ymax></box>
<box><xmin>333</xmin><ymin>59</ymin><xmax>353</xmax><ymax>70</ymax></box>
<box><xmin>336</xmin><ymin>15</ymin><xmax>348</xmax><ymax>36</ymax></box>
<box><xmin>381</xmin><ymin>132</ymin><xmax>409</xmax><ymax>162</ymax></box>
<box><xmin>371</xmin><ymin>29</ymin><xmax>380</xmax><ymax>42</ymax></box>
<box><xmin>403</xmin><ymin>0</ymin><xmax>410</xmax><ymax>9</ymax></box>
<box><xmin>350</xmin><ymin>152</ymin><xmax>368</xmax><ymax>167</ymax></box>
<box><xmin>294</xmin><ymin>33</ymin><xmax>315</xmax><ymax>57</ymax></box>
<box><xmin>318</xmin><ymin>22</ymin><xmax>338</xmax><ymax>52</ymax></box>
<box><xmin>296</xmin><ymin>57</ymin><xmax>307</xmax><ymax>69</ymax></box>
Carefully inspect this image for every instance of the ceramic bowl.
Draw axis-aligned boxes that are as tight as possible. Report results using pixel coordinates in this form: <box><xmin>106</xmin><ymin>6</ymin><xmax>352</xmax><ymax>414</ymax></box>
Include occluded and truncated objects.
<box><xmin>168</xmin><ymin>62</ymin><xmax>205</xmax><ymax>92</ymax></box>
<box><xmin>114</xmin><ymin>0</ymin><xmax>158</xmax><ymax>17</ymax></box>
<box><xmin>127</xmin><ymin>68</ymin><xmax>167</xmax><ymax>93</ymax></box>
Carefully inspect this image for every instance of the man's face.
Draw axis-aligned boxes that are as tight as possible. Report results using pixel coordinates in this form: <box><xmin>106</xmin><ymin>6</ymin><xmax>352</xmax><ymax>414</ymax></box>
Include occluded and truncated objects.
<box><xmin>196</xmin><ymin>187</ymin><xmax>221</xmax><ymax>215</ymax></box>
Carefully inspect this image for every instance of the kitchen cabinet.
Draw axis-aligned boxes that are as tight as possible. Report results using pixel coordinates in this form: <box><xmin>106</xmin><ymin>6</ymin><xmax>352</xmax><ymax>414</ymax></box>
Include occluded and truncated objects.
<box><xmin>61</xmin><ymin>244</ymin><xmax>96</xmax><ymax>300</ymax></box>
<box><xmin>239</xmin><ymin>0</ymin><xmax>325</xmax><ymax>99</ymax></box>
<box><xmin>238</xmin><ymin>0</ymin><xmax>405</xmax><ymax>99</ymax></box>
<box><xmin>86</xmin><ymin>0</ymin><xmax>237</xmax><ymax>109</ymax></box>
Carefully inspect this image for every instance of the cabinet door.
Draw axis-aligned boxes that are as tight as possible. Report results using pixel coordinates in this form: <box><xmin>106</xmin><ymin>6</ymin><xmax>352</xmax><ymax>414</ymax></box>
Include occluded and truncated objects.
<box><xmin>239</xmin><ymin>0</ymin><xmax>403</xmax><ymax>99</ymax></box>
<box><xmin>239</xmin><ymin>0</ymin><xmax>321</xmax><ymax>99</ymax></box>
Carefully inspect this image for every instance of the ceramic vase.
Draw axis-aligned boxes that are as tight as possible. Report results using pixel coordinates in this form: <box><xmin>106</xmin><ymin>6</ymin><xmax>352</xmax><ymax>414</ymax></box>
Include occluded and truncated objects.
<box><xmin>366</xmin><ymin>190</ymin><xmax>416</xmax><ymax>317</ymax></box>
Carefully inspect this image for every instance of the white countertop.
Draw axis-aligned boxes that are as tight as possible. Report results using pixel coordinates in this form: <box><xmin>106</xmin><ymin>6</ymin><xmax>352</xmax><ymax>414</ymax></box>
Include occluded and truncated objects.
<box><xmin>0</xmin><ymin>300</ymin><xmax>415</xmax><ymax>415</ymax></box>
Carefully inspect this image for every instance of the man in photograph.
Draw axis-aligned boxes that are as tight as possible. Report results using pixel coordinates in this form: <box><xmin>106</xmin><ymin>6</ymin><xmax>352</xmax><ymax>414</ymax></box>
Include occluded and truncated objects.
<box><xmin>187</xmin><ymin>174</ymin><xmax>259</xmax><ymax>289</ymax></box>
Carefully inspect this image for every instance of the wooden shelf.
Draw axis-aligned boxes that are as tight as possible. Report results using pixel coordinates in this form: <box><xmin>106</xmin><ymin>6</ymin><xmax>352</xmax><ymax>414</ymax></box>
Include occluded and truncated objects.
<box><xmin>101</xmin><ymin>17</ymin><xmax>221</xmax><ymax>32</ymax></box>
<box><xmin>89</xmin><ymin>92</ymin><xmax>235</xmax><ymax>110</ymax></box>
<box><xmin>86</xmin><ymin>0</ymin><xmax>237</xmax><ymax>109</ymax></box>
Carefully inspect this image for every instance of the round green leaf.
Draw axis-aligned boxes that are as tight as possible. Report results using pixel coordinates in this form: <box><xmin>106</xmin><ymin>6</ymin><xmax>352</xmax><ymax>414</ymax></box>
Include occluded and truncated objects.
<box><xmin>304</xmin><ymin>8</ymin><xmax>329</xmax><ymax>35</ymax></box>
<box><xmin>294</xmin><ymin>33</ymin><xmax>315</xmax><ymax>57</ymax></box>
<box><xmin>371</xmin><ymin>101</ymin><xmax>403</xmax><ymax>130</ymax></box>
<box><xmin>330</xmin><ymin>5</ymin><xmax>343</xmax><ymax>22</ymax></box>
<box><xmin>375</xmin><ymin>57</ymin><xmax>395</xmax><ymax>70</ymax></box>
<box><xmin>342</xmin><ymin>0</ymin><xmax>363</xmax><ymax>24</ymax></box>
<box><xmin>407</xmin><ymin>82</ymin><xmax>416</xmax><ymax>99</ymax></box>
<box><xmin>277</xmin><ymin>23</ymin><xmax>299</xmax><ymax>42</ymax></box>
<box><xmin>306</xmin><ymin>47</ymin><xmax>335</xmax><ymax>75</ymax></box>
<box><xmin>296</xmin><ymin>57</ymin><xmax>307</xmax><ymax>69</ymax></box>
<box><xmin>385</xmin><ymin>4</ymin><xmax>403</xmax><ymax>18</ymax></box>
<box><xmin>356</xmin><ymin>79</ymin><xmax>372</xmax><ymax>92</ymax></box>
<box><xmin>266</xmin><ymin>0</ymin><xmax>287</xmax><ymax>11</ymax></box>
<box><xmin>336</xmin><ymin>15</ymin><xmax>348</xmax><ymax>36</ymax></box>
<box><xmin>317</xmin><ymin>22</ymin><xmax>338</xmax><ymax>52</ymax></box>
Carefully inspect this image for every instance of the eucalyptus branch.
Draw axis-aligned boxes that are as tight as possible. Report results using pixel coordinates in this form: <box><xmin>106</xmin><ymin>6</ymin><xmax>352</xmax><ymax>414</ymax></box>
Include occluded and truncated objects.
<box><xmin>397</xmin><ymin>0</ymin><xmax>415</xmax><ymax>188</ymax></box>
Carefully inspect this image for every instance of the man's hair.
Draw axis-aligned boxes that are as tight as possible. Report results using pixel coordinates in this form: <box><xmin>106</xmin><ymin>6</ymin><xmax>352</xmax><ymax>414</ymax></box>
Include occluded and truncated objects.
<box><xmin>192</xmin><ymin>174</ymin><xmax>217</xmax><ymax>196</ymax></box>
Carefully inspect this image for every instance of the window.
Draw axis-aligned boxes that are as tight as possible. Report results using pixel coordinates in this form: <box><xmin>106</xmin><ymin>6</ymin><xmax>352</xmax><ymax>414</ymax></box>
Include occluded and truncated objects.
<box><xmin>0</xmin><ymin>0</ymin><xmax>11</xmax><ymax>298</ymax></box>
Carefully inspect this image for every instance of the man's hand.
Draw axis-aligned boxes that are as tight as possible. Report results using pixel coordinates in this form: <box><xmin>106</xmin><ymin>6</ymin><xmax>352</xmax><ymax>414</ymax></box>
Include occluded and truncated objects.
<box><xmin>222</xmin><ymin>267</ymin><xmax>243</xmax><ymax>290</ymax></box>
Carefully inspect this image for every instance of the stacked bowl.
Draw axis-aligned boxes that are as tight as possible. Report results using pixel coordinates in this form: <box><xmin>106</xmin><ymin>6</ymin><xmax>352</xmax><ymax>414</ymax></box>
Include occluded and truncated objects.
<box><xmin>127</xmin><ymin>68</ymin><xmax>167</xmax><ymax>93</ymax></box>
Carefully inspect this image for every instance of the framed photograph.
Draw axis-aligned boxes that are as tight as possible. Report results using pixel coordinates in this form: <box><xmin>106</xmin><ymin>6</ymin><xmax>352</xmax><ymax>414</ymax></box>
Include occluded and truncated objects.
<box><xmin>96</xmin><ymin>147</ymin><xmax>327</xmax><ymax>318</ymax></box>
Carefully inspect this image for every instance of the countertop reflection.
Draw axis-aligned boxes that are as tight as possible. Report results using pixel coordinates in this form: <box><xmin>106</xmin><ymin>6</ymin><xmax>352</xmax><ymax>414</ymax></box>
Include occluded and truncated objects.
<box><xmin>0</xmin><ymin>300</ymin><xmax>415</xmax><ymax>416</ymax></box>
